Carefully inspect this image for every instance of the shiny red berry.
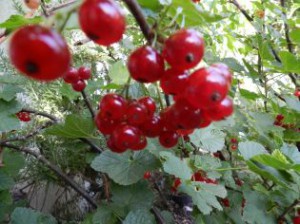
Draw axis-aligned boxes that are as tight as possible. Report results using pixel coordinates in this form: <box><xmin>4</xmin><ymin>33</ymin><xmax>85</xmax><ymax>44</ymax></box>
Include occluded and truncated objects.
<box><xmin>16</xmin><ymin>112</ymin><xmax>31</xmax><ymax>122</ymax></box>
<box><xmin>294</xmin><ymin>89</ymin><xmax>300</xmax><ymax>97</ymax></box>
<box><xmin>221</xmin><ymin>198</ymin><xmax>230</xmax><ymax>208</ymax></box>
<box><xmin>140</xmin><ymin>115</ymin><xmax>163</xmax><ymax>137</ymax></box>
<box><xmin>79</xmin><ymin>0</ymin><xmax>125</xmax><ymax>46</ymax></box>
<box><xmin>111</xmin><ymin>124</ymin><xmax>141</xmax><ymax>150</ymax></box>
<box><xmin>173</xmin><ymin>178</ymin><xmax>181</xmax><ymax>188</ymax></box>
<box><xmin>211</xmin><ymin>63</ymin><xmax>232</xmax><ymax>85</ymax></box>
<box><xmin>72</xmin><ymin>80</ymin><xmax>86</xmax><ymax>92</ymax></box>
<box><xmin>191</xmin><ymin>171</ymin><xmax>205</xmax><ymax>182</ymax></box>
<box><xmin>275</xmin><ymin>114</ymin><xmax>284</xmax><ymax>121</ymax></box>
<box><xmin>185</xmin><ymin>67</ymin><xmax>229</xmax><ymax>109</ymax></box>
<box><xmin>293</xmin><ymin>216</ymin><xmax>300</xmax><ymax>224</ymax></box>
<box><xmin>143</xmin><ymin>171</ymin><xmax>151</xmax><ymax>180</ymax></box>
<box><xmin>99</xmin><ymin>94</ymin><xmax>127</xmax><ymax>120</ymax></box>
<box><xmin>127</xmin><ymin>46</ymin><xmax>165</xmax><ymax>83</ymax></box>
<box><xmin>63</xmin><ymin>68</ymin><xmax>79</xmax><ymax>83</ymax></box>
<box><xmin>131</xmin><ymin>135</ymin><xmax>147</xmax><ymax>151</ymax></box>
<box><xmin>231</xmin><ymin>144</ymin><xmax>238</xmax><ymax>151</ymax></box>
<box><xmin>9</xmin><ymin>25</ymin><xmax>70</xmax><ymax>81</ymax></box>
<box><xmin>126</xmin><ymin>101</ymin><xmax>148</xmax><ymax>126</ymax></box>
<box><xmin>107</xmin><ymin>136</ymin><xmax>127</xmax><ymax>153</ymax></box>
<box><xmin>138</xmin><ymin>97</ymin><xmax>156</xmax><ymax>117</ymax></box>
<box><xmin>177</xmin><ymin>129</ymin><xmax>194</xmax><ymax>136</ymax></box>
<box><xmin>78</xmin><ymin>66</ymin><xmax>91</xmax><ymax>80</ymax></box>
<box><xmin>206</xmin><ymin>97</ymin><xmax>234</xmax><ymax>121</ymax></box>
<box><xmin>95</xmin><ymin>113</ymin><xmax>118</xmax><ymax>135</ymax></box>
<box><xmin>159</xmin><ymin>131</ymin><xmax>179</xmax><ymax>148</ymax></box>
<box><xmin>163</xmin><ymin>29</ymin><xmax>204</xmax><ymax>70</ymax></box>
<box><xmin>231</xmin><ymin>138</ymin><xmax>238</xmax><ymax>144</ymax></box>
<box><xmin>160</xmin><ymin>69</ymin><xmax>189</xmax><ymax>95</ymax></box>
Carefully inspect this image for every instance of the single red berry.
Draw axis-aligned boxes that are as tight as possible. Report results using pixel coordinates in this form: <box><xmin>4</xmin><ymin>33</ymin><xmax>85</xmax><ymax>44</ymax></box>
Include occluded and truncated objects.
<box><xmin>107</xmin><ymin>136</ymin><xmax>127</xmax><ymax>153</ymax></box>
<box><xmin>126</xmin><ymin>101</ymin><xmax>148</xmax><ymax>125</ymax></box>
<box><xmin>160</xmin><ymin>107</ymin><xmax>178</xmax><ymax>131</ymax></box>
<box><xmin>24</xmin><ymin>0</ymin><xmax>40</xmax><ymax>10</ymax></box>
<box><xmin>231</xmin><ymin>144</ymin><xmax>238</xmax><ymax>151</ymax></box>
<box><xmin>192</xmin><ymin>0</ymin><xmax>200</xmax><ymax>2</ymax></box>
<box><xmin>159</xmin><ymin>131</ymin><xmax>179</xmax><ymax>148</ymax></box>
<box><xmin>128</xmin><ymin>46</ymin><xmax>164</xmax><ymax>83</ymax></box>
<box><xmin>231</xmin><ymin>138</ymin><xmax>238</xmax><ymax>144</ymax></box>
<box><xmin>143</xmin><ymin>171</ymin><xmax>151</xmax><ymax>180</ymax></box>
<box><xmin>274</xmin><ymin>120</ymin><xmax>283</xmax><ymax>126</ymax></box>
<box><xmin>206</xmin><ymin>97</ymin><xmax>234</xmax><ymax>121</ymax></box>
<box><xmin>221</xmin><ymin>198</ymin><xmax>230</xmax><ymax>208</ymax></box>
<box><xmin>131</xmin><ymin>135</ymin><xmax>147</xmax><ymax>151</ymax></box>
<box><xmin>78</xmin><ymin>0</ymin><xmax>125</xmax><ymax>46</ymax></box>
<box><xmin>213</xmin><ymin>152</ymin><xmax>221</xmax><ymax>158</ymax></box>
<box><xmin>197</xmin><ymin>110</ymin><xmax>212</xmax><ymax>128</ymax></box>
<box><xmin>294</xmin><ymin>89</ymin><xmax>300</xmax><ymax>97</ymax></box>
<box><xmin>235</xmin><ymin>179</ymin><xmax>243</xmax><ymax>187</ymax></box>
<box><xmin>191</xmin><ymin>171</ymin><xmax>206</xmax><ymax>182</ymax></box>
<box><xmin>294</xmin><ymin>217</ymin><xmax>300</xmax><ymax>224</ymax></box>
<box><xmin>275</xmin><ymin>114</ymin><xmax>284</xmax><ymax>121</ymax></box>
<box><xmin>72</xmin><ymin>80</ymin><xmax>86</xmax><ymax>92</ymax></box>
<box><xmin>185</xmin><ymin>67</ymin><xmax>229</xmax><ymax>109</ymax></box>
<box><xmin>138</xmin><ymin>96</ymin><xmax>156</xmax><ymax>117</ymax></box>
<box><xmin>95</xmin><ymin>112</ymin><xmax>118</xmax><ymax>135</ymax></box>
<box><xmin>160</xmin><ymin>69</ymin><xmax>189</xmax><ymax>95</ymax></box>
<box><xmin>78</xmin><ymin>66</ymin><xmax>91</xmax><ymax>80</ymax></box>
<box><xmin>211</xmin><ymin>63</ymin><xmax>232</xmax><ymax>85</ymax></box>
<box><xmin>173</xmin><ymin>178</ymin><xmax>182</xmax><ymax>188</ymax></box>
<box><xmin>99</xmin><ymin>94</ymin><xmax>127</xmax><ymax>120</ymax></box>
<box><xmin>163</xmin><ymin>29</ymin><xmax>204</xmax><ymax>70</ymax></box>
<box><xmin>9</xmin><ymin>25</ymin><xmax>70</xmax><ymax>81</ymax></box>
<box><xmin>63</xmin><ymin>67</ymin><xmax>79</xmax><ymax>83</ymax></box>
<box><xmin>111</xmin><ymin>124</ymin><xmax>141</xmax><ymax>150</ymax></box>
<box><xmin>140</xmin><ymin>115</ymin><xmax>163</xmax><ymax>137</ymax></box>
<box><xmin>177</xmin><ymin>129</ymin><xmax>194</xmax><ymax>136</ymax></box>
<box><xmin>16</xmin><ymin>112</ymin><xmax>31</xmax><ymax>122</ymax></box>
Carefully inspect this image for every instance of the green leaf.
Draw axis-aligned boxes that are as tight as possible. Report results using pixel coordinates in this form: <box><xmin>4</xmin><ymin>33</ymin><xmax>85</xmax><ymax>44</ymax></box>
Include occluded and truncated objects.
<box><xmin>2</xmin><ymin>149</ymin><xmax>25</xmax><ymax>177</ymax></box>
<box><xmin>0</xmin><ymin>172</ymin><xmax>14</xmax><ymax>190</ymax></box>
<box><xmin>240</xmin><ymin>89</ymin><xmax>260</xmax><ymax>100</ymax></box>
<box><xmin>108</xmin><ymin>61</ymin><xmax>129</xmax><ymax>85</ymax></box>
<box><xmin>10</xmin><ymin>207</ymin><xmax>57</xmax><ymax>224</ymax></box>
<box><xmin>160</xmin><ymin>151</ymin><xmax>192</xmax><ymax>180</ymax></box>
<box><xmin>283</xmin><ymin>130</ymin><xmax>300</xmax><ymax>142</ymax></box>
<box><xmin>92</xmin><ymin>205</ymin><xmax>117</xmax><ymax>224</ymax></box>
<box><xmin>46</xmin><ymin>115</ymin><xmax>95</xmax><ymax>138</ymax></box>
<box><xmin>123</xmin><ymin>209</ymin><xmax>155</xmax><ymax>224</ymax></box>
<box><xmin>251</xmin><ymin>154</ymin><xmax>291</xmax><ymax>170</ymax></box>
<box><xmin>279</xmin><ymin>51</ymin><xmax>300</xmax><ymax>73</ymax></box>
<box><xmin>281</xmin><ymin>144</ymin><xmax>300</xmax><ymax>164</ymax></box>
<box><xmin>0</xmin><ymin>75</ymin><xmax>27</xmax><ymax>84</ymax></box>
<box><xmin>190</xmin><ymin>126</ymin><xmax>225</xmax><ymax>153</ymax></box>
<box><xmin>111</xmin><ymin>182</ymin><xmax>154</xmax><ymax>212</ymax></box>
<box><xmin>91</xmin><ymin>150</ymin><xmax>159</xmax><ymax>185</ymax></box>
<box><xmin>0</xmin><ymin>85</ymin><xmax>23</xmax><ymax>102</ymax></box>
<box><xmin>146</xmin><ymin>138</ymin><xmax>172</xmax><ymax>157</ymax></box>
<box><xmin>238</xmin><ymin>141</ymin><xmax>268</xmax><ymax>160</ymax></box>
<box><xmin>283</xmin><ymin>96</ymin><xmax>300</xmax><ymax>112</ymax></box>
<box><xmin>0</xmin><ymin>15</ymin><xmax>42</xmax><ymax>31</ymax></box>
<box><xmin>194</xmin><ymin>155</ymin><xmax>221</xmax><ymax>171</ymax></box>
<box><xmin>181</xmin><ymin>182</ymin><xmax>227</xmax><ymax>215</ymax></box>
<box><xmin>0</xmin><ymin>99</ymin><xmax>22</xmax><ymax>132</ymax></box>
<box><xmin>137</xmin><ymin>0</ymin><xmax>161</xmax><ymax>10</ymax></box>
<box><xmin>290</xmin><ymin>28</ymin><xmax>300</xmax><ymax>44</ymax></box>
<box><xmin>243</xmin><ymin>191</ymin><xmax>276</xmax><ymax>224</ymax></box>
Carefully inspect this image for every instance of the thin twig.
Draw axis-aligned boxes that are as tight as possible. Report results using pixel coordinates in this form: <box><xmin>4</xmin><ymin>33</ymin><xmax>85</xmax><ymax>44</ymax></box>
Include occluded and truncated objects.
<box><xmin>80</xmin><ymin>138</ymin><xmax>103</xmax><ymax>153</ymax></box>
<box><xmin>0</xmin><ymin>143</ymin><xmax>98</xmax><ymax>208</ymax></box>
<box><xmin>81</xmin><ymin>90</ymin><xmax>96</xmax><ymax>119</ymax></box>
<box><xmin>49</xmin><ymin>0</ymin><xmax>78</xmax><ymax>13</ymax></box>
<box><xmin>151</xmin><ymin>207</ymin><xmax>166</xmax><ymax>224</ymax></box>
<box><xmin>22</xmin><ymin>108</ymin><xmax>59</xmax><ymax>123</ymax></box>
<box><xmin>278</xmin><ymin>199</ymin><xmax>300</xmax><ymax>222</ymax></box>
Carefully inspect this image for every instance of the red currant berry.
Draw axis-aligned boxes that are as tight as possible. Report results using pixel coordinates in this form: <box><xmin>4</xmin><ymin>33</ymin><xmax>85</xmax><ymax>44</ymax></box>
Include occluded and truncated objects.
<box><xmin>163</xmin><ymin>29</ymin><xmax>204</xmax><ymax>70</ymax></box>
<box><xmin>294</xmin><ymin>89</ymin><xmax>300</xmax><ymax>97</ymax></box>
<box><xmin>78</xmin><ymin>0</ymin><xmax>125</xmax><ymax>46</ymax></box>
<box><xmin>78</xmin><ymin>66</ymin><xmax>91</xmax><ymax>80</ymax></box>
<box><xmin>138</xmin><ymin>96</ymin><xmax>156</xmax><ymax>117</ymax></box>
<box><xmin>235</xmin><ymin>179</ymin><xmax>243</xmax><ymax>187</ymax></box>
<box><xmin>131</xmin><ymin>135</ymin><xmax>147</xmax><ymax>151</ymax></box>
<box><xmin>191</xmin><ymin>171</ymin><xmax>205</xmax><ymax>182</ymax></box>
<box><xmin>231</xmin><ymin>144</ymin><xmax>238</xmax><ymax>151</ymax></box>
<box><xmin>111</xmin><ymin>124</ymin><xmax>141</xmax><ymax>150</ymax></box>
<box><xmin>185</xmin><ymin>67</ymin><xmax>229</xmax><ymax>109</ymax></box>
<box><xmin>177</xmin><ymin>129</ymin><xmax>194</xmax><ymax>136</ymax></box>
<box><xmin>275</xmin><ymin>114</ymin><xmax>284</xmax><ymax>121</ymax></box>
<box><xmin>107</xmin><ymin>136</ymin><xmax>127</xmax><ymax>153</ymax></box>
<box><xmin>231</xmin><ymin>138</ymin><xmax>238</xmax><ymax>144</ymax></box>
<box><xmin>160</xmin><ymin>107</ymin><xmax>177</xmax><ymax>131</ymax></box>
<box><xmin>173</xmin><ymin>178</ymin><xmax>181</xmax><ymax>188</ymax></box>
<box><xmin>99</xmin><ymin>94</ymin><xmax>127</xmax><ymax>120</ymax></box>
<box><xmin>95</xmin><ymin>112</ymin><xmax>118</xmax><ymax>135</ymax></box>
<box><xmin>293</xmin><ymin>216</ymin><xmax>300</xmax><ymax>224</ymax></box>
<box><xmin>16</xmin><ymin>112</ymin><xmax>31</xmax><ymax>122</ymax></box>
<box><xmin>126</xmin><ymin>101</ymin><xmax>148</xmax><ymax>125</ymax></box>
<box><xmin>72</xmin><ymin>80</ymin><xmax>86</xmax><ymax>92</ymax></box>
<box><xmin>206</xmin><ymin>97</ymin><xmax>233</xmax><ymax>121</ymax></box>
<box><xmin>273</xmin><ymin>120</ymin><xmax>283</xmax><ymax>126</ymax></box>
<box><xmin>63</xmin><ymin>67</ymin><xmax>79</xmax><ymax>84</ymax></box>
<box><xmin>205</xmin><ymin>178</ymin><xmax>218</xmax><ymax>185</ymax></box>
<box><xmin>140</xmin><ymin>115</ymin><xmax>163</xmax><ymax>137</ymax></box>
<box><xmin>9</xmin><ymin>25</ymin><xmax>70</xmax><ymax>81</ymax></box>
<box><xmin>221</xmin><ymin>198</ymin><xmax>230</xmax><ymax>208</ymax></box>
<box><xmin>127</xmin><ymin>46</ymin><xmax>164</xmax><ymax>83</ymax></box>
<box><xmin>159</xmin><ymin>131</ymin><xmax>179</xmax><ymax>148</ymax></box>
<box><xmin>24</xmin><ymin>0</ymin><xmax>40</xmax><ymax>10</ymax></box>
<box><xmin>143</xmin><ymin>171</ymin><xmax>151</xmax><ymax>180</ymax></box>
<box><xmin>211</xmin><ymin>63</ymin><xmax>232</xmax><ymax>85</ymax></box>
<box><xmin>197</xmin><ymin>112</ymin><xmax>212</xmax><ymax>129</ymax></box>
<box><xmin>160</xmin><ymin>69</ymin><xmax>189</xmax><ymax>95</ymax></box>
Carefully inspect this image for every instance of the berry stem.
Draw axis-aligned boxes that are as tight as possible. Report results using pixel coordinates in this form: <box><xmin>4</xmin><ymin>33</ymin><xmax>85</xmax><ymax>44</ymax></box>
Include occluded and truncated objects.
<box><xmin>81</xmin><ymin>90</ymin><xmax>96</xmax><ymax>119</ymax></box>
<box><xmin>155</xmin><ymin>83</ymin><xmax>164</xmax><ymax>110</ymax></box>
<box><xmin>208</xmin><ymin>167</ymin><xmax>248</xmax><ymax>172</ymax></box>
<box><xmin>278</xmin><ymin>199</ymin><xmax>300</xmax><ymax>222</ymax></box>
<box><xmin>59</xmin><ymin>8</ymin><xmax>76</xmax><ymax>33</ymax></box>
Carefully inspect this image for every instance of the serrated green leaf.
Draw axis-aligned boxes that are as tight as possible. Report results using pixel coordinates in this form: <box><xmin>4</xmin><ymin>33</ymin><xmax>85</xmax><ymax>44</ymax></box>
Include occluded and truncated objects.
<box><xmin>46</xmin><ymin>115</ymin><xmax>95</xmax><ymax>138</ymax></box>
<box><xmin>283</xmin><ymin>130</ymin><xmax>300</xmax><ymax>142</ymax></box>
<box><xmin>239</xmin><ymin>141</ymin><xmax>268</xmax><ymax>160</ymax></box>
<box><xmin>194</xmin><ymin>155</ymin><xmax>221</xmax><ymax>171</ymax></box>
<box><xmin>10</xmin><ymin>207</ymin><xmax>57</xmax><ymax>224</ymax></box>
<box><xmin>252</xmin><ymin>154</ymin><xmax>291</xmax><ymax>170</ymax></box>
<box><xmin>0</xmin><ymin>85</ymin><xmax>23</xmax><ymax>102</ymax></box>
<box><xmin>123</xmin><ymin>209</ymin><xmax>155</xmax><ymax>224</ymax></box>
<box><xmin>190</xmin><ymin>126</ymin><xmax>225</xmax><ymax>153</ymax></box>
<box><xmin>92</xmin><ymin>205</ymin><xmax>117</xmax><ymax>224</ymax></box>
<box><xmin>108</xmin><ymin>61</ymin><xmax>129</xmax><ymax>85</ymax></box>
<box><xmin>2</xmin><ymin>149</ymin><xmax>25</xmax><ymax>177</ymax></box>
<box><xmin>240</xmin><ymin>89</ymin><xmax>260</xmax><ymax>100</ymax></box>
<box><xmin>160</xmin><ymin>151</ymin><xmax>192</xmax><ymax>180</ymax></box>
<box><xmin>0</xmin><ymin>99</ymin><xmax>22</xmax><ymax>132</ymax></box>
<box><xmin>91</xmin><ymin>150</ymin><xmax>159</xmax><ymax>185</ymax></box>
<box><xmin>281</xmin><ymin>144</ymin><xmax>300</xmax><ymax>164</ymax></box>
<box><xmin>279</xmin><ymin>51</ymin><xmax>300</xmax><ymax>73</ymax></box>
<box><xmin>0</xmin><ymin>15</ymin><xmax>42</xmax><ymax>30</ymax></box>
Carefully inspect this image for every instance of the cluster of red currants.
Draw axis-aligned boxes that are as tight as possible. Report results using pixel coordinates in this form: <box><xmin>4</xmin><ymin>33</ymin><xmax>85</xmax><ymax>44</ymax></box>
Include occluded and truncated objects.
<box><xmin>63</xmin><ymin>67</ymin><xmax>91</xmax><ymax>92</ymax></box>
<box><xmin>230</xmin><ymin>138</ymin><xmax>238</xmax><ymax>151</ymax></box>
<box><xmin>16</xmin><ymin>111</ymin><xmax>31</xmax><ymax>122</ymax></box>
<box><xmin>274</xmin><ymin>114</ymin><xmax>299</xmax><ymax>132</ymax></box>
